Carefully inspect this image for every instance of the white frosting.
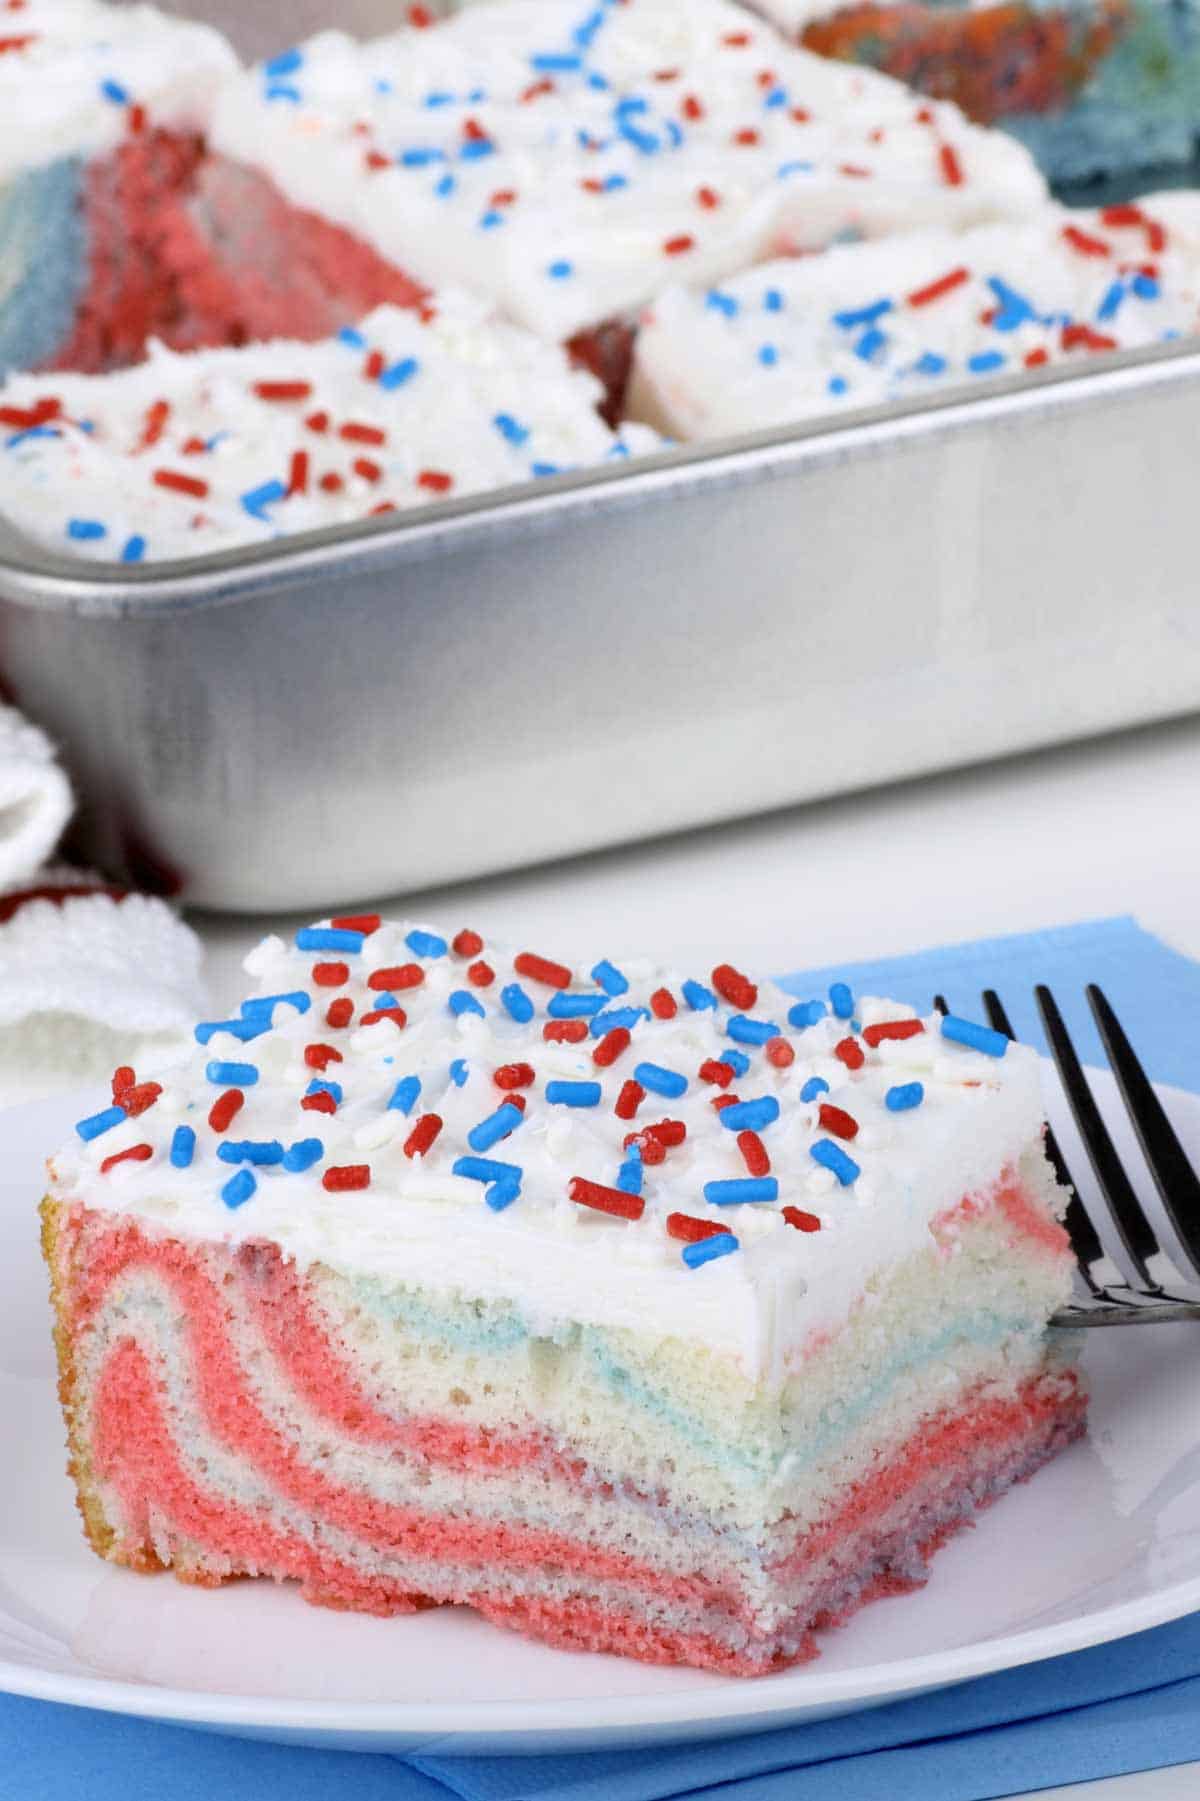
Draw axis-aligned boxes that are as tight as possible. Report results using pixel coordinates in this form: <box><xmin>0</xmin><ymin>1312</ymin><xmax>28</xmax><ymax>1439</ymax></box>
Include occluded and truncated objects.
<box><xmin>47</xmin><ymin>918</ymin><xmax>1050</xmax><ymax>1382</ymax></box>
<box><xmin>0</xmin><ymin>296</ymin><xmax>657</xmax><ymax>561</ymax></box>
<box><xmin>208</xmin><ymin>0</ymin><xmax>1046</xmax><ymax>342</ymax></box>
<box><xmin>0</xmin><ymin>0</ymin><xmax>238</xmax><ymax>184</ymax></box>
<box><xmin>629</xmin><ymin>199</ymin><xmax>1200</xmax><ymax>439</ymax></box>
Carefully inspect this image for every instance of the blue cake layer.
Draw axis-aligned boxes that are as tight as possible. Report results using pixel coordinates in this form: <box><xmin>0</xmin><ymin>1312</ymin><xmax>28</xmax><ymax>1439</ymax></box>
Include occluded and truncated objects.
<box><xmin>0</xmin><ymin>158</ymin><xmax>89</xmax><ymax>378</ymax></box>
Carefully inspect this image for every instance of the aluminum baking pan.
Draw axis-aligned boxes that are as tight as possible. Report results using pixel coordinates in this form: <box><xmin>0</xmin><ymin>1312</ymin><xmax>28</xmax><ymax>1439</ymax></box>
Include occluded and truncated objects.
<box><xmin>1</xmin><ymin>338</ymin><xmax>1197</xmax><ymax>912</ymax></box>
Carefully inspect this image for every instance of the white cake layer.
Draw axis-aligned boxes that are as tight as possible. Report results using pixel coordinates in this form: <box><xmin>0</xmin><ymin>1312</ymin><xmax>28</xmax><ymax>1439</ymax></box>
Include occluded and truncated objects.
<box><xmin>628</xmin><ymin>197</ymin><xmax>1200</xmax><ymax>440</ymax></box>
<box><xmin>0</xmin><ymin>297</ymin><xmax>656</xmax><ymax>561</ymax></box>
<box><xmin>48</xmin><ymin>919</ymin><xmax>1057</xmax><ymax>1383</ymax></box>
<box><xmin>208</xmin><ymin>0</ymin><xmax>1047</xmax><ymax>342</ymax></box>
<box><xmin>0</xmin><ymin>0</ymin><xmax>238</xmax><ymax>183</ymax></box>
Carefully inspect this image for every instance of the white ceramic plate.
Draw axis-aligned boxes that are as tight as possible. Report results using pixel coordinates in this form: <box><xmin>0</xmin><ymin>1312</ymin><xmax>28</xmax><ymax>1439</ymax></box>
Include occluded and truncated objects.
<box><xmin>2</xmin><ymin>1072</ymin><xmax>1199</xmax><ymax>1755</ymax></box>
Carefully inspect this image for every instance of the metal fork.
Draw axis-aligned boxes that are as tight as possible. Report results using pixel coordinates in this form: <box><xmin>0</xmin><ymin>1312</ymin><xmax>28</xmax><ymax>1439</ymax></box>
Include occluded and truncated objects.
<box><xmin>931</xmin><ymin>986</ymin><xmax>1200</xmax><ymax>1327</ymax></box>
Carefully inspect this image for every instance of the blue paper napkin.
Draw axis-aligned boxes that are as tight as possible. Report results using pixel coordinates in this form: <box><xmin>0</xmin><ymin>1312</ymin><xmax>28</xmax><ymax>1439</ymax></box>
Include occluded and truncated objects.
<box><xmin>4</xmin><ymin>914</ymin><xmax>1199</xmax><ymax>1801</ymax></box>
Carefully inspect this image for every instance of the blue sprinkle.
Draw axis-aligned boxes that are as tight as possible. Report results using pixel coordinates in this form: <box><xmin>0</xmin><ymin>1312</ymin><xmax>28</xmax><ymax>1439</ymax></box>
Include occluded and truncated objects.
<box><xmin>406</xmin><ymin>928</ymin><xmax>448</xmax><ymax>959</ymax></box>
<box><xmin>618</xmin><ymin>121</ymin><xmax>660</xmax><ymax>154</ymax></box>
<box><xmin>530</xmin><ymin>51</ymin><xmax>582</xmax><ymax>70</ymax></box>
<box><xmin>940</xmin><ymin>1014</ymin><xmax>1008</xmax><ymax>1058</ymax></box>
<box><xmin>380</xmin><ymin>357</ymin><xmax>419</xmax><ymax>389</ymax></box>
<box><xmin>720</xmin><ymin>1049</ymin><xmax>750</xmax><ymax>1078</ymax></box>
<box><xmin>763</xmin><ymin>85</ymin><xmax>788</xmax><ymax>108</ymax></box>
<box><xmin>547</xmin><ymin>260</ymin><xmax>574</xmax><ymax>280</ymax></box>
<box><xmin>241</xmin><ymin>990</ymin><xmax>310</xmax><ymax>1021</ymax></box>
<box><xmin>777</xmin><ymin>159</ymin><xmax>814</xmax><ymax>178</ymax></box>
<box><xmin>206</xmin><ymin>1061</ymin><xmax>259</xmax><ymax>1087</ymax></box>
<box><xmin>616</xmin><ymin>1152</ymin><xmax>643</xmax><ymax>1196</ymax></box>
<box><xmin>217</xmin><ymin>1140</ymin><xmax>285</xmax><ymax>1166</ymax></box>
<box><xmin>194</xmin><ymin>1018</ymin><xmax>269</xmax><ymax>1045</ymax></box>
<box><xmin>265</xmin><ymin>83</ymin><xmax>302</xmax><ymax>102</ymax></box>
<box><xmin>1096</xmin><ymin>279</ymin><xmax>1126</xmax><ymax>323</ymax></box>
<box><xmin>423</xmin><ymin>90</ymin><xmax>454</xmax><ymax>107</ymax></box>
<box><xmin>633</xmin><ymin>1062</ymin><xmax>688</xmax><ymax>1099</ymax></box>
<box><xmin>460</xmin><ymin>137</ymin><xmax>495</xmax><ymax>160</ymax></box>
<box><xmin>305</xmin><ymin>1078</ymin><xmax>342</xmax><ymax>1103</ymax></box>
<box><xmin>764</xmin><ymin>289</ymin><xmax>784</xmax><ymax>312</ymax></box>
<box><xmin>757</xmin><ymin>345</ymin><xmax>779</xmax><ymax>367</ymax></box>
<box><xmin>706</xmin><ymin>290</ymin><xmax>739</xmax><ymax>318</ymax></box>
<box><xmin>704</xmin><ymin>1177</ymin><xmax>778</xmax><ymax>1205</ymax></box>
<box><xmin>169</xmin><ymin>1125</ymin><xmax>196</xmax><ymax>1169</ymax></box>
<box><xmin>546</xmin><ymin>1080</ymin><xmax>602</xmax><ymax>1108</ymax></box>
<box><xmin>449</xmin><ymin>989</ymin><xmax>486</xmax><ymax>1019</ymax></box>
<box><xmin>241</xmin><ymin>479</ymin><xmax>287</xmax><ymax>520</ymax></box>
<box><xmin>453</xmin><ymin>1155</ymin><xmax>522</xmax><ymax>1185</ymax></box>
<box><xmin>829</xmin><ymin>982</ymin><xmax>854</xmax><ymax>1020</ymax></box>
<box><xmin>854</xmin><ymin>327</ymin><xmax>888</xmax><ymax>363</ymax></box>
<box><xmin>602</xmin><ymin>172</ymin><xmax>627</xmax><ymax>190</ymax></box>
<box><xmin>531</xmin><ymin>462</ymin><xmax>561</xmax><ymax>478</ymax></box>
<box><xmin>468</xmin><ymin>1102</ymin><xmax>525</xmax><ymax>1153</ymax></box>
<box><xmin>1132</xmin><ymin>272</ymin><xmax>1160</xmax><ymax>300</ymax></box>
<box><xmin>222</xmin><ymin>1168</ymin><xmax>257</xmax><ymax>1210</ymax></box>
<box><xmin>591</xmin><ymin>958</ymin><xmax>628</xmax><ymax>996</ymax></box>
<box><xmin>800</xmin><ymin>1076</ymin><xmax>830</xmax><ymax>1102</ymax></box>
<box><xmin>967</xmin><ymin>350</ymin><xmax>1006</xmax><ymax>374</ymax></box>
<box><xmin>7</xmin><ymin>426</ymin><xmax>62</xmax><ymax>447</ymax></box>
<box><xmin>788</xmin><ymin>999</ymin><xmax>827</xmax><ymax>1029</ymax></box>
<box><xmin>450</xmin><ymin>1059</ymin><xmax>470</xmax><ymax>1087</ymax></box>
<box><xmin>834</xmin><ymin>298</ymin><xmax>893</xmax><ymax>329</ymax></box>
<box><xmin>501</xmin><ymin>983</ymin><xmax>534</xmax><ymax>1023</ymax></box>
<box><xmin>682</xmin><ymin>980</ymin><xmax>716</xmax><ymax>1012</ymax></box>
<box><xmin>810</xmin><ymin>1139</ymin><xmax>860</xmax><ymax>1185</ymax></box>
<box><xmin>986</xmin><ymin>277</ymin><xmax>1036</xmax><ymax>331</ymax></box>
<box><xmin>886</xmin><ymin>1082</ymin><xmax>925</xmax><ymax>1112</ymax></box>
<box><xmin>264</xmin><ymin>47</ymin><xmax>304</xmax><ymax>76</ymax></box>
<box><xmin>100</xmin><ymin>78</ymin><xmax>130</xmax><ymax>105</ymax></box>
<box><xmin>589</xmin><ymin>1006</ymin><xmax>648</xmax><ymax>1037</ymax></box>
<box><xmin>388</xmin><ymin>1076</ymin><xmax>421</xmax><ymax>1115</ymax></box>
<box><xmin>485</xmin><ymin>1176</ymin><xmax>522</xmax><ymax>1211</ymax></box>
<box><xmin>683</xmin><ymin>1233</ymin><xmax>739</xmax><ymax>1268</ymax></box>
<box><xmin>402</xmin><ymin>147</ymin><xmax>446</xmax><ymax>167</ymax></box>
<box><xmin>828</xmin><ymin>375</ymin><xmax>849</xmax><ymax>395</ymax></box>
<box><xmin>121</xmin><ymin>534</ymin><xmax>146</xmax><ymax>563</ymax></box>
<box><xmin>913</xmin><ymin>351</ymin><xmax>947</xmax><ymax>377</ymax></box>
<box><xmin>295</xmin><ymin>926</ymin><xmax>364</xmax><ymax>953</ymax></box>
<box><xmin>494</xmin><ymin>412</ymin><xmax>530</xmax><ymax>447</ymax></box>
<box><xmin>282</xmin><ymin>1138</ymin><xmax>324</xmax><ymax>1173</ymax></box>
<box><xmin>718</xmin><ymin>1096</ymin><xmax>780</xmax><ymax>1132</ymax></box>
<box><xmin>337</xmin><ymin>328</ymin><xmax>367</xmax><ymax>350</ymax></box>
<box><xmin>479</xmin><ymin>210</ymin><xmax>505</xmax><ymax>229</ymax></box>
<box><xmin>67</xmin><ymin>518</ymin><xmax>107</xmax><ymax>542</ymax></box>
<box><xmin>726</xmin><ymin>1015</ymin><xmax>781</xmax><ymax>1046</ymax></box>
<box><xmin>548</xmin><ymin>991</ymin><xmax>606</xmax><ymax>1018</ymax></box>
<box><xmin>614</xmin><ymin>96</ymin><xmax>649</xmax><ymax>116</ymax></box>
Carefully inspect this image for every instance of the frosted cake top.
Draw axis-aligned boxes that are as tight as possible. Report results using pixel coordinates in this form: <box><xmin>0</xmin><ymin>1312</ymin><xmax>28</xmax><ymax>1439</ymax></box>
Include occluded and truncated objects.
<box><xmin>629</xmin><ymin>198</ymin><xmax>1200</xmax><ymax>439</ymax></box>
<box><xmin>49</xmin><ymin>918</ymin><xmax>1048</xmax><ymax>1376</ymax></box>
<box><xmin>0</xmin><ymin>297</ymin><xmax>656</xmax><ymax>562</ymax></box>
<box><xmin>209</xmin><ymin>0</ymin><xmax>1047</xmax><ymax>342</ymax></box>
<box><xmin>0</xmin><ymin>0</ymin><xmax>238</xmax><ymax>183</ymax></box>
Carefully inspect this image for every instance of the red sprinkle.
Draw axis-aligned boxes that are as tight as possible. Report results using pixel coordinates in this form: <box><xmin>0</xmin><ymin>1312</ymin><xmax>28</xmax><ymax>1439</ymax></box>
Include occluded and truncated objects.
<box><xmin>1062</xmin><ymin>322</ymin><xmax>1118</xmax><ymax>352</ymax></box>
<box><xmin>834</xmin><ymin>1037</ymin><xmax>866</xmax><ymax>1071</ymax></box>
<box><xmin>712</xmin><ymin>963</ymin><xmax>758</xmax><ymax>1010</ymax></box>
<box><xmin>312</xmin><ymin>961</ymin><xmax>349</xmax><ymax>986</ymax></box>
<box><xmin>514</xmin><ymin>951</ymin><xmax>573</xmax><ymax>989</ymax></box>
<box><xmin>138</xmin><ymin>399</ymin><xmax>170</xmax><ymax>448</ymax></box>
<box><xmin>364</xmin><ymin>350</ymin><xmax>386</xmax><ymax>379</ymax></box>
<box><xmin>353</xmin><ymin>457</ymin><xmax>383</xmax><ymax>484</ymax></box>
<box><xmin>322</xmin><ymin>1164</ymin><xmax>370</xmax><ymax>1191</ymax></box>
<box><xmin>302</xmin><ymin>1090</ymin><xmax>338</xmax><ymax>1115</ymax></box>
<box><xmin>699</xmin><ymin>1058</ymin><xmax>735</xmax><ymax>1087</ymax></box>
<box><xmin>649</xmin><ymin>987</ymin><xmax>677</xmax><ymax>1019</ymax></box>
<box><xmin>453</xmin><ymin>928</ymin><xmax>484</xmax><ymax>957</ymax></box>
<box><xmin>319</xmin><ymin>472</ymin><xmax>344</xmax><ymax>494</ymax></box>
<box><xmin>404</xmin><ymin>1113</ymin><xmax>442</xmax><ymax>1158</ymax></box>
<box><xmin>765</xmin><ymin>1037</ymin><xmax>795</xmax><ymax>1068</ymax></box>
<box><xmin>468</xmin><ymin>960</ymin><xmax>495</xmax><ymax>987</ymax></box>
<box><xmin>938</xmin><ymin>143</ymin><xmax>964</xmax><ymax>187</ymax></box>
<box><xmin>490</xmin><ymin>188</ymin><xmax>517</xmax><ymax>207</ymax></box>
<box><xmin>593</xmin><ymin>1026</ymin><xmax>631</xmax><ymax>1067</ymax></box>
<box><xmin>111</xmin><ymin>1065</ymin><xmax>136</xmax><ymax>1096</ymax></box>
<box><xmin>495</xmin><ymin>1062</ymin><xmax>536</xmax><ymax>1090</ymax></box>
<box><xmin>408</xmin><ymin>3</ymin><xmax>434</xmax><ymax>24</ymax></box>
<box><xmin>118</xmin><ymin>1082</ymin><xmax>162</xmax><ymax>1119</ymax></box>
<box><xmin>631</xmin><ymin>1133</ymin><xmax>666</xmax><ymax>1165</ymax></box>
<box><xmin>340</xmin><ymin>421</ymin><xmax>386</xmax><ymax>446</ymax></box>
<box><xmin>907</xmin><ymin>265</ymin><xmax>969</xmax><ymax>308</ymax></box>
<box><xmin>782</xmin><ymin>1206</ymin><xmax>822</xmax><ymax>1233</ymax></box>
<box><xmin>648</xmin><ymin>1118</ymin><xmax>687</xmax><ymax>1147</ymax></box>
<box><xmin>544</xmin><ymin>1019</ymin><xmax>589</xmax><ymax>1044</ymax></box>
<box><xmin>722</xmin><ymin>29</ymin><xmax>751</xmax><ymax>44</ymax></box>
<box><xmin>862</xmin><ymin>1018</ymin><xmax>925</xmax><ymax>1046</ymax></box>
<box><xmin>568</xmin><ymin>1177</ymin><xmax>644</xmax><ymax>1220</ymax></box>
<box><xmin>733</xmin><ymin>127</ymin><xmax>760</xmax><ymax>145</ymax></box>
<box><xmin>737</xmin><ymin>1129</ymin><xmax>771</xmax><ymax>1176</ymax></box>
<box><xmin>663</xmin><ymin>234</ymin><xmax>695</xmax><ymax>256</ymax></box>
<box><xmin>1024</xmin><ymin>348</ymin><xmax>1050</xmax><ymax>368</ymax></box>
<box><xmin>304</xmin><ymin>1043</ymin><xmax>344</xmax><ymax>1071</ymax></box>
<box><xmin>615</xmin><ymin>1078</ymin><xmax>645</xmax><ymax>1120</ymax></box>
<box><xmin>253</xmin><ymin>380</ymin><xmax>313</xmax><ymax>401</ymax></box>
<box><xmin>332</xmin><ymin>913</ymin><xmax>380</xmax><ymax>933</ymax></box>
<box><xmin>101</xmin><ymin>1143</ymin><xmax>153</xmax><ymax>1175</ymax></box>
<box><xmin>360</xmin><ymin>1006</ymin><xmax>407</xmax><ymax>1028</ymax></box>
<box><xmin>696</xmin><ymin>185</ymin><xmax>721</xmax><ymax>210</ymax></box>
<box><xmin>791</xmin><ymin>106</ymin><xmax>810</xmax><ymax>122</ymax></box>
<box><xmin>305</xmin><ymin>409</ymin><xmax>330</xmax><ymax>434</ymax></box>
<box><xmin>417</xmin><ymin>469</ymin><xmax>453</xmax><ymax>493</ymax></box>
<box><xmin>287</xmin><ymin>449</ymin><xmax>310</xmax><ymax>496</ymax></box>
<box><xmin>681</xmin><ymin>93</ymin><xmax>704</xmax><ymax>121</ymax></box>
<box><xmin>712</xmin><ymin>1093</ymin><xmax>740</xmax><ymax>1113</ymax></box>
<box><xmin>208</xmin><ymin>1089</ymin><xmax>245</xmax><ymax>1133</ymax></box>
<box><xmin>667</xmin><ymin>1213</ymin><xmax>731</xmax><ymax>1244</ymax></box>
<box><xmin>1062</xmin><ymin>223</ymin><xmax>1111</xmax><ymax>258</ymax></box>
<box><xmin>505</xmin><ymin>1094</ymin><xmax>527</xmax><ymax>1115</ymax></box>
<box><xmin>819</xmin><ymin>1102</ymin><xmax>859</xmax><ymax>1140</ymax></box>
<box><xmin>153</xmin><ymin>469</ymin><xmax>208</xmax><ymax>500</ymax></box>
<box><xmin>325</xmin><ymin>997</ymin><xmax>354</xmax><ymax>1028</ymax></box>
<box><xmin>369</xmin><ymin>964</ymin><xmax>424</xmax><ymax>990</ymax></box>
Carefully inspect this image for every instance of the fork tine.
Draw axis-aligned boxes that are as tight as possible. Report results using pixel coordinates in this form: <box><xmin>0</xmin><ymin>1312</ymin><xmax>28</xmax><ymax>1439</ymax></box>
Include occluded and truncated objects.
<box><xmin>981</xmin><ymin>989</ymin><xmax>1106</xmax><ymax>1294</ymax></box>
<box><xmin>1087</xmin><ymin>985</ymin><xmax>1200</xmax><ymax>1279</ymax></box>
<box><xmin>1035</xmin><ymin>984</ymin><xmax>1165</xmax><ymax>1292</ymax></box>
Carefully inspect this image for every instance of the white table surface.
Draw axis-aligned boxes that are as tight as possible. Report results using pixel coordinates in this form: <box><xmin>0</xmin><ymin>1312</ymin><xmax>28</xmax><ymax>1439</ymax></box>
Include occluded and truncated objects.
<box><xmin>90</xmin><ymin>709</ymin><xmax>1200</xmax><ymax>1796</ymax></box>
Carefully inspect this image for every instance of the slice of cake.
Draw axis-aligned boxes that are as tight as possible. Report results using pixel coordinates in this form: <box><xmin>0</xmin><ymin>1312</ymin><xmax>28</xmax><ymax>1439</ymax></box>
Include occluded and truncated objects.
<box><xmin>41</xmin><ymin>919</ymin><xmax>1083</xmax><ymax>1675</ymax></box>
<box><xmin>207</xmin><ymin>0</ymin><xmax>1048</xmax><ymax>352</ymax></box>
<box><xmin>628</xmin><ymin>196</ymin><xmax>1200</xmax><ymax>440</ymax></box>
<box><xmin>0</xmin><ymin>296</ymin><xmax>658</xmax><ymax>562</ymax></box>
<box><xmin>750</xmin><ymin>0</ymin><xmax>1200</xmax><ymax>185</ymax></box>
